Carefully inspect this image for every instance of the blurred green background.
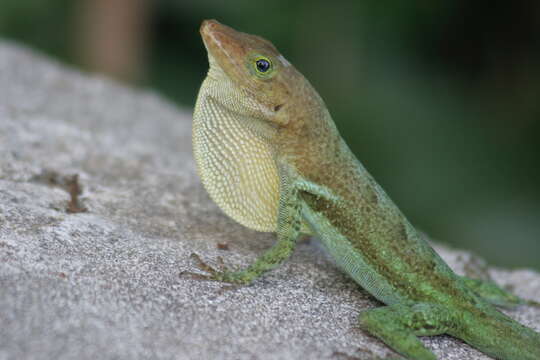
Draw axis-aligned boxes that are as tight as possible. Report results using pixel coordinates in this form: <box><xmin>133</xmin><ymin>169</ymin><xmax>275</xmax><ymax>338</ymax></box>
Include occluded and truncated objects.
<box><xmin>1</xmin><ymin>0</ymin><xmax>539</xmax><ymax>270</ymax></box>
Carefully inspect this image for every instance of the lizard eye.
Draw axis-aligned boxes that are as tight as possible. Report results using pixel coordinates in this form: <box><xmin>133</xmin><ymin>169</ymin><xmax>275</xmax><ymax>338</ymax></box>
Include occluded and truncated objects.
<box><xmin>254</xmin><ymin>57</ymin><xmax>272</xmax><ymax>74</ymax></box>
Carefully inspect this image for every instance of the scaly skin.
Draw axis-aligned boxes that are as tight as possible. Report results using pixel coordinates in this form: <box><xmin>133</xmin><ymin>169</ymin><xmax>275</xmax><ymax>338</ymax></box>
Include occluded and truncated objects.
<box><xmin>190</xmin><ymin>19</ymin><xmax>540</xmax><ymax>360</ymax></box>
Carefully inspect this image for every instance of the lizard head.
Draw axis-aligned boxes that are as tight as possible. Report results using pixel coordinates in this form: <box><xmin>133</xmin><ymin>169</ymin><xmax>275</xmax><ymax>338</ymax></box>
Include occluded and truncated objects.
<box><xmin>192</xmin><ymin>20</ymin><xmax>318</xmax><ymax>233</ymax></box>
<box><xmin>200</xmin><ymin>19</ymin><xmax>307</xmax><ymax>126</ymax></box>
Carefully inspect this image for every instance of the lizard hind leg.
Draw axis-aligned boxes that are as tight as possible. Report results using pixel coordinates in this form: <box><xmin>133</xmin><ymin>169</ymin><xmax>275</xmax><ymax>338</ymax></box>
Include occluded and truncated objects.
<box><xmin>358</xmin><ymin>303</ymin><xmax>456</xmax><ymax>360</ymax></box>
<box><xmin>460</xmin><ymin>276</ymin><xmax>530</xmax><ymax>308</ymax></box>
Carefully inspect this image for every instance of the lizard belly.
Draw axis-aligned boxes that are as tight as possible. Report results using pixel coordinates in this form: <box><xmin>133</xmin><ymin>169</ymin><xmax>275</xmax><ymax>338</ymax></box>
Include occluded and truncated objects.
<box><xmin>301</xmin><ymin>202</ymin><xmax>405</xmax><ymax>305</ymax></box>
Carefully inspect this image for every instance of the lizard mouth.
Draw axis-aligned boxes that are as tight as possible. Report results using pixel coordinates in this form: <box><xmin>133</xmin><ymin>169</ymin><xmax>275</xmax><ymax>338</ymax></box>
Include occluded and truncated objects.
<box><xmin>200</xmin><ymin>19</ymin><xmax>222</xmax><ymax>50</ymax></box>
<box><xmin>200</xmin><ymin>19</ymin><xmax>226</xmax><ymax>45</ymax></box>
<box><xmin>200</xmin><ymin>19</ymin><xmax>246</xmax><ymax>76</ymax></box>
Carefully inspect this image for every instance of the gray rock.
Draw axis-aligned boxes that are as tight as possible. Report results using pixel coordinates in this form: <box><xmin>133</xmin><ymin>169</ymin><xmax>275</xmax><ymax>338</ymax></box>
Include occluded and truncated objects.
<box><xmin>0</xmin><ymin>42</ymin><xmax>538</xmax><ymax>360</ymax></box>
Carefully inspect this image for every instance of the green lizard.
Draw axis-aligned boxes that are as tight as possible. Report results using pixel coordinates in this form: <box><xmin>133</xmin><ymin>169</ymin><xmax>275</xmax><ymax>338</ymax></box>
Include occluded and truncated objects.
<box><xmin>189</xmin><ymin>19</ymin><xmax>540</xmax><ymax>360</ymax></box>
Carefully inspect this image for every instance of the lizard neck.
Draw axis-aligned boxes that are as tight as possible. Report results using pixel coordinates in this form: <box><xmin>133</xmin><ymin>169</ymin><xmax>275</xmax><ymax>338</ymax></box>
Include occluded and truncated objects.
<box><xmin>276</xmin><ymin>98</ymin><xmax>345</xmax><ymax>186</ymax></box>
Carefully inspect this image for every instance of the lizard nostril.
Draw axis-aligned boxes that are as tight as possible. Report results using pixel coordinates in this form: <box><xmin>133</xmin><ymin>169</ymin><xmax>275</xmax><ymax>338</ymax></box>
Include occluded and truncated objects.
<box><xmin>201</xmin><ymin>19</ymin><xmax>220</xmax><ymax>35</ymax></box>
<box><xmin>274</xmin><ymin>104</ymin><xmax>283</xmax><ymax>112</ymax></box>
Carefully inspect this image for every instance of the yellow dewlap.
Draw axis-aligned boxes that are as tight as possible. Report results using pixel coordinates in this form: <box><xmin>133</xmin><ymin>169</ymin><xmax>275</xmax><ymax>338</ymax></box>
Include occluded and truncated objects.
<box><xmin>193</xmin><ymin>77</ymin><xmax>280</xmax><ymax>232</ymax></box>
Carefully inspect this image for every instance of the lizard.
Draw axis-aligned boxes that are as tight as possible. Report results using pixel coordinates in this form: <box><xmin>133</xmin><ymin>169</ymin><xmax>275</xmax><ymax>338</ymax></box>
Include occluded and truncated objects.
<box><xmin>188</xmin><ymin>19</ymin><xmax>540</xmax><ymax>360</ymax></box>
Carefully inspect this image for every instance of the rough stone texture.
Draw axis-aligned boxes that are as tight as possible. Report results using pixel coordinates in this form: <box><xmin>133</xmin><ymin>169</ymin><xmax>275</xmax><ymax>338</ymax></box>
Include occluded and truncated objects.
<box><xmin>0</xmin><ymin>42</ymin><xmax>539</xmax><ymax>360</ymax></box>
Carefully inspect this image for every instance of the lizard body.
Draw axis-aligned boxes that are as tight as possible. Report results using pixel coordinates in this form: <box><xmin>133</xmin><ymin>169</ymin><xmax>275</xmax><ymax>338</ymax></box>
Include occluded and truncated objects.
<box><xmin>191</xmin><ymin>19</ymin><xmax>540</xmax><ymax>360</ymax></box>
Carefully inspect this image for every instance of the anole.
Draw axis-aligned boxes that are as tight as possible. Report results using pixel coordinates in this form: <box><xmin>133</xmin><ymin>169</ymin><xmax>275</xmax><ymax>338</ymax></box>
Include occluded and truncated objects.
<box><xmin>189</xmin><ymin>19</ymin><xmax>540</xmax><ymax>360</ymax></box>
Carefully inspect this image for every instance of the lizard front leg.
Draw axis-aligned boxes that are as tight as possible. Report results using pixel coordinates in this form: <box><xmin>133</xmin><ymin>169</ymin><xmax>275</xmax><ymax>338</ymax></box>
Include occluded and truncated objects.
<box><xmin>184</xmin><ymin>165</ymin><xmax>308</xmax><ymax>285</ymax></box>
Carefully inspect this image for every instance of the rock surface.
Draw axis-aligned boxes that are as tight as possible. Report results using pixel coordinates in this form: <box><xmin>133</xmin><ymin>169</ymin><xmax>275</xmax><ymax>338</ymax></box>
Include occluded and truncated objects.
<box><xmin>0</xmin><ymin>42</ymin><xmax>539</xmax><ymax>360</ymax></box>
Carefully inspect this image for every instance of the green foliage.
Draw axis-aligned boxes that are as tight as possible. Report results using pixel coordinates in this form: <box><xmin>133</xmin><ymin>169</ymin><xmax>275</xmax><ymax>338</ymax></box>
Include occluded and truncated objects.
<box><xmin>0</xmin><ymin>0</ymin><xmax>75</xmax><ymax>62</ymax></box>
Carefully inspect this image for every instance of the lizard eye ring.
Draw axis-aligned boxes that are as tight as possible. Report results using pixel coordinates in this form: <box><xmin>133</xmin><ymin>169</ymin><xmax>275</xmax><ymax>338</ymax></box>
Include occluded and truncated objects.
<box><xmin>254</xmin><ymin>56</ymin><xmax>272</xmax><ymax>74</ymax></box>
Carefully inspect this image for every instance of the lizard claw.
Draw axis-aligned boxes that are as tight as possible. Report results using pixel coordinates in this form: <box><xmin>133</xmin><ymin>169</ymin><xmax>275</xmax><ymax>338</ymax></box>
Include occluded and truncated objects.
<box><xmin>180</xmin><ymin>252</ymin><xmax>253</xmax><ymax>286</ymax></box>
<box><xmin>179</xmin><ymin>253</ymin><xmax>234</xmax><ymax>283</ymax></box>
<box><xmin>190</xmin><ymin>253</ymin><xmax>222</xmax><ymax>274</ymax></box>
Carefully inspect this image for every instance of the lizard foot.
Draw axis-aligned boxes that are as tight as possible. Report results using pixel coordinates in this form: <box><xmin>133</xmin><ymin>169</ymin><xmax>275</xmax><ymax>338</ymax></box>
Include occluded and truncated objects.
<box><xmin>180</xmin><ymin>253</ymin><xmax>252</xmax><ymax>286</ymax></box>
<box><xmin>179</xmin><ymin>253</ymin><xmax>226</xmax><ymax>280</ymax></box>
<box><xmin>525</xmin><ymin>299</ymin><xmax>540</xmax><ymax>307</ymax></box>
<box><xmin>461</xmin><ymin>276</ymin><xmax>539</xmax><ymax>308</ymax></box>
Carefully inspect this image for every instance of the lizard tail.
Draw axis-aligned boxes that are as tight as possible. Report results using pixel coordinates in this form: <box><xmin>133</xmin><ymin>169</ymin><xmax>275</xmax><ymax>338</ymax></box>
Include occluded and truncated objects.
<box><xmin>455</xmin><ymin>306</ymin><xmax>540</xmax><ymax>360</ymax></box>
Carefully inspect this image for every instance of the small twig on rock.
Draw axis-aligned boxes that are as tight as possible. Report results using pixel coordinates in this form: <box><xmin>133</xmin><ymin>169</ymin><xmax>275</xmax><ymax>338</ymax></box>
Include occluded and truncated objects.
<box><xmin>66</xmin><ymin>174</ymin><xmax>87</xmax><ymax>213</ymax></box>
<box><xmin>32</xmin><ymin>170</ymin><xmax>87</xmax><ymax>213</ymax></box>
